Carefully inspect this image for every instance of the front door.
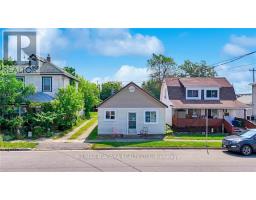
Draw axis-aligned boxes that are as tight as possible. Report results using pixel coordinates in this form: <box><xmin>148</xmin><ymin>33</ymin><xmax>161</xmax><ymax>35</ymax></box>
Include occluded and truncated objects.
<box><xmin>128</xmin><ymin>112</ymin><xmax>136</xmax><ymax>134</ymax></box>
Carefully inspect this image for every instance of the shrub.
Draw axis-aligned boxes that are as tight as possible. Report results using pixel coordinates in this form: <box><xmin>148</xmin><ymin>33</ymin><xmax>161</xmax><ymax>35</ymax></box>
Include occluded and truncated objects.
<box><xmin>32</xmin><ymin>126</ymin><xmax>45</xmax><ymax>138</ymax></box>
<box><xmin>3</xmin><ymin>134</ymin><xmax>15</xmax><ymax>141</ymax></box>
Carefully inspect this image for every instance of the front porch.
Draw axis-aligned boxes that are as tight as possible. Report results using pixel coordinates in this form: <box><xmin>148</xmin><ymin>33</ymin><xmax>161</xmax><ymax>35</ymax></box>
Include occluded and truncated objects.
<box><xmin>172</xmin><ymin>108</ymin><xmax>250</xmax><ymax>133</ymax></box>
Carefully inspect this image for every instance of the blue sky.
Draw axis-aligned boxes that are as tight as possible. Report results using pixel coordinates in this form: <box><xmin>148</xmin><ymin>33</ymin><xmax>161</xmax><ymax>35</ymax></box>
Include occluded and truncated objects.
<box><xmin>1</xmin><ymin>28</ymin><xmax>256</xmax><ymax>93</ymax></box>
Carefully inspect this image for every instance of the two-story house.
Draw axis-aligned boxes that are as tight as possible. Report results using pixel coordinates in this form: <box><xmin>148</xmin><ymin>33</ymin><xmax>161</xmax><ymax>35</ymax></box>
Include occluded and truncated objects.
<box><xmin>16</xmin><ymin>54</ymin><xmax>79</xmax><ymax>102</ymax></box>
<box><xmin>160</xmin><ymin>77</ymin><xmax>251</xmax><ymax>133</ymax></box>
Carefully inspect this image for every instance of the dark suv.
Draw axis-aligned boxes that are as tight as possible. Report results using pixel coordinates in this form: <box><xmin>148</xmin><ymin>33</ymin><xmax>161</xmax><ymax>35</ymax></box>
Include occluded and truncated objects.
<box><xmin>222</xmin><ymin>129</ymin><xmax>256</xmax><ymax>156</ymax></box>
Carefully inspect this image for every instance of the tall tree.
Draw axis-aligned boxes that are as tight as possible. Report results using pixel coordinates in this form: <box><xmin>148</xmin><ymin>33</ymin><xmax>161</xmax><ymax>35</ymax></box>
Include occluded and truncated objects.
<box><xmin>53</xmin><ymin>85</ymin><xmax>83</xmax><ymax>129</ymax></box>
<box><xmin>147</xmin><ymin>54</ymin><xmax>177</xmax><ymax>84</ymax></box>
<box><xmin>63</xmin><ymin>66</ymin><xmax>77</xmax><ymax>77</ymax></box>
<box><xmin>100</xmin><ymin>81</ymin><xmax>122</xmax><ymax>101</ymax></box>
<box><xmin>179</xmin><ymin>60</ymin><xmax>217</xmax><ymax>77</ymax></box>
<box><xmin>142</xmin><ymin>79</ymin><xmax>161</xmax><ymax>99</ymax></box>
<box><xmin>79</xmin><ymin>77</ymin><xmax>100</xmax><ymax>117</ymax></box>
<box><xmin>0</xmin><ymin>72</ymin><xmax>35</xmax><ymax>134</ymax></box>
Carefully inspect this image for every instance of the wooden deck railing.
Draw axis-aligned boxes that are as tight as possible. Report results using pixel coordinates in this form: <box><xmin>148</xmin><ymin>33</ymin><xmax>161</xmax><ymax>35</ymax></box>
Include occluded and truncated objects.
<box><xmin>172</xmin><ymin>117</ymin><xmax>223</xmax><ymax>128</ymax></box>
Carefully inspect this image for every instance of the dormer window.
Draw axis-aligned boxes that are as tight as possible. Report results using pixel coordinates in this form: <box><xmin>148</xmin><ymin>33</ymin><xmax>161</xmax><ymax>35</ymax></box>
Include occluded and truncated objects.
<box><xmin>205</xmin><ymin>89</ymin><xmax>219</xmax><ymax>100</ymax></box>
<box><xmin>187</xmin><ymin>90</ymin><xmax>198</xmax><ymax>97</ymax></box>
<box><xmin>186</xmin><ymin>89</ymin><xmax>201</xmax><ymax>100</ymax></box>
<box><xmin>206</xmin><ymin>90</ymin><xmax>217</xmax><ymax>98</ymax></box>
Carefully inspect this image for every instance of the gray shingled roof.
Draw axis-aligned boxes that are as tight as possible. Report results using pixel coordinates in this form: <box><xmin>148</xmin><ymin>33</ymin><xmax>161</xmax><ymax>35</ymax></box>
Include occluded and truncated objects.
<box><xmin>26</xmin><ymin>92</ymin><xmax>54</xmax><ymax>103</ymax></box>
<box><xmin>16</xmin><ymin>54</ymin><xmax>79</xmax><ymax>81</ymax></box>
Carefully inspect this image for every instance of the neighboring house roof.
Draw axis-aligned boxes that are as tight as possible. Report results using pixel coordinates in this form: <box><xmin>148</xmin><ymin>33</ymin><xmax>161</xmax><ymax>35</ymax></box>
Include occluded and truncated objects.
<box><xmin>26</xmin><ymin>92</ymin><xmax>54</xmax><ymax>103</ymax></box>
<box><xmin>165</xmin><ymin>77</ymin><xmax>232</xmax><ymax>88</ymax></box>
<box><xmin>98</xmin><ymin>82</ymin><xmax>168</xmax><ymax>108</ymax></box>
<box><xmin>170</xmin><ymin>99</ymin><xmax>249</xmax><ymax>109</ymax></box>
<box><xmin>163</xmin><ymin>77</ymin><xmax>248</xmax><ymax>109</ymax></box>
<box><xmin>237</xmin><ymin>93</ymin><xmax>252</xmax><ymax>106</ymax></box>
<box><xmin>16</xmin><ymin>54</ymin><xmax>79</xmax><ymax>81</ymax></box>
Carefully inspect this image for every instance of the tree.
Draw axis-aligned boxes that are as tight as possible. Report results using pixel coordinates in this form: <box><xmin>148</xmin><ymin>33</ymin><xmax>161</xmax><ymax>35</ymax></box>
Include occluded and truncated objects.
<box><xmin>53</xmin><ymin>85</ymin><xmax>83</xmax><ymax>129</ymax></box>
<box><xmin>0</xmin><ymin>71</ymin><xmax>35</xmax><ymax>134</ymax></box>
<box><xmin>147</xmin><ymin>54</ymin><xmax>178</xmax><ymax>84</ymax></box>
<box><xmin>63</xmin><ymin>66</ymin><xmax>78</xmax><ymax>86</ymax></box>
<box><xmin>79</xmin><ymin>77</ymin><xmax>100</xmax><ymax>117</ymax></box>
<box><xmin>142</xmin><ymin>79</ymin><xmax>161</xmax><ymax>99</ymax></box>
<box><xmin>179</xmin><ymin>60</ymin><xmax>217</xmax><ymax>77</ymax></box>
<box><xmin>63</xmin><ymin>66</ymin><xmax>77</xmax><ymax>77</ymax></box>
<box><xmin>100</xmin><ymin>81</ymin><xmax>122</xmax><ymax>101</ymax></box>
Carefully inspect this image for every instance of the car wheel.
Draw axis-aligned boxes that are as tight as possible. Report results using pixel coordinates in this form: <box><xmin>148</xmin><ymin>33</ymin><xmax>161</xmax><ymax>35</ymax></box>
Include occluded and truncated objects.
<box><xmin>241</xmin><ymin>145</ymin><xmax>252</xmax><ymax>156</ymax></box>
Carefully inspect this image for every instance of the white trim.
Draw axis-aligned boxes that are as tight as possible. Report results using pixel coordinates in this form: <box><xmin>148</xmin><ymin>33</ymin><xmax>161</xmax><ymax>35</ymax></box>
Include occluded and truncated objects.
<box><xmin>103</xmin><ymin>109</ymin><xmax>117</xmax><ymax>121</ymax></box>
<box><xmin>127</xmin><ymin>111</ymin><xmax>137</xmax><ymax>134</ymax></box>
<box><xmin>144</xmin><ymin>110</ymin><xmax>159</xmax><ymax>124</ymax></box>
<box><xmin>186</xmin><ymin>88</ymin><xmax>201</xmax><ymax>100</ymax></box>
<box><xmin>204</xmin><ymin>88</ymin><xmax>219</xmax><ymax>100</ymax></box>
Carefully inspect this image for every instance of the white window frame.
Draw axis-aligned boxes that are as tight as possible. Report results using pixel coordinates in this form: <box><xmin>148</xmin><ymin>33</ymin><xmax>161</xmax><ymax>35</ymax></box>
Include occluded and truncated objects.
<box><xmin>186</xmin><ymin>88</ymin><xmax>201</xmax><ymax>100</ymax></box>
<box><xmin>42</xmin><ymin>76</ymin><xmax>52</xmax><ymax>92</ymax></box>
<box><xmin>204</xmin><ymin>88</ymin><xmax>219</xmax><ymax>100</ymax></box>
<box><xmin>144</xmin><ymin>110</ymin><xmax>158</xmax><ymax>124</ymax></box>
<box><xmin>104</xmin><ymin>110</ymin><xmax>116</xmax><ymax>121</ymax></box>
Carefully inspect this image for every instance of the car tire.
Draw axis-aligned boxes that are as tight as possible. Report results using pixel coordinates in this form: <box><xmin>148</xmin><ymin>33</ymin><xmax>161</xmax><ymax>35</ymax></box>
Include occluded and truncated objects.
<box><xmin>241</xmin><ymin>145</ymin><xmax>253</xmax><ymax>156</ymax></box>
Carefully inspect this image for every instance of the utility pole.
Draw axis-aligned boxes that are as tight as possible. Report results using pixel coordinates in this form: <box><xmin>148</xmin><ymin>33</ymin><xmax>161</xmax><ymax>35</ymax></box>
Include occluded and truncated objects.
<box><xmin>205</xmin><ymin>109</ymin><xmax>209</xmax><ymax>154</ymax></box>
<box><xmin>249</xmin><ymin>68</ymin><xmax>256</xmax><ymax>83</ymax></box>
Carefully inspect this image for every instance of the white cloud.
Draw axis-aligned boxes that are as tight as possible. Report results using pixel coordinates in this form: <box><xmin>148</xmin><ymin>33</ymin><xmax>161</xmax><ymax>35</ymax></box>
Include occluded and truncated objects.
<box><xmin>217</xmin><ymin>65</ymin><xmax>252</xmax><ymax>93</ymax></box>
<box><xmin>69</xmin><ymin>29</ymin><xmax>164</xmax><ymax>56</ymax></box>
<box><xmin>36</xmin><ymin>28</ymin><xmax>69</xmax><ymax>55</ymax></box>
<box><xmin>230</xmin><ymin>35</ymin><xmax>256</xmax><ymax>47</ymax></box>
<box><xmin>91</xmin><ymin>65</ymin><xmax>150</xmax><ymax>85</ymax></box>
<box><xmin>223</xmin><ymin>43</ymin><xmax>247</xmax><ymax>56</ymax></box>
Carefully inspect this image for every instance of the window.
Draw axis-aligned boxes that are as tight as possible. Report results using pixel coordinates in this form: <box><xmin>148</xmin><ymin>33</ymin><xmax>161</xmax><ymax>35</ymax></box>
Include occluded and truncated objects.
<box><xmin>206</xmin><ymin>90</ymin><xmax>218</xmax><ymax>98</ymax></box>
<box><xmin>16</xmin><ymin>76</ymin><xmax>25</xmax><ymax>83</ymax></box>
<box><xmin>188</xmin><ymin>109</ymin><xmax>201</xmax><ymax>118</ymax></box>
<box><xmin>42</xmin><ymin>77</ymin><xmax>52</xmax><ymax>92</ymax></box>
<box><xmin>145</xmin><ymin>111</ymin><xmax>157</xmax><ymax>123</ymax></box>
<box><xmin>187</xmin><ymin>90</ymin><xmax>199</xmax><ymax>97</ymax></box>
<box><xmin>105</xmin><ymin>111</ymin><xmax>115</xmax><ymax>120</ymax></box>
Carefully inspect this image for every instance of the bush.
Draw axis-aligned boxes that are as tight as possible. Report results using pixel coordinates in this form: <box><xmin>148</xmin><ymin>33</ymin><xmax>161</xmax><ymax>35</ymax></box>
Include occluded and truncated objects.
<box><xmin>32</xmin><ymin>126</ymin><xmax>45</xmax><ymax>138</ymax></box>
<box><xmin>3</xmin><ymin>134</ymin><xmax>15</xmax><ymax>141</ymax></box>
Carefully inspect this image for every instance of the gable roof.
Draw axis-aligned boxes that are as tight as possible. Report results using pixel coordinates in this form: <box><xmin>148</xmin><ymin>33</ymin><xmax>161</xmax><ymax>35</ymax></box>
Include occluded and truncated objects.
<box><xmin>98</xmin><ymin>82</ymin><xmax>167</xmax><ymax>108</ymax></box>
<box><xmin>17</xmin><ymin>54</ymin><xmax>79</xmax><ymax>81</ymax></box>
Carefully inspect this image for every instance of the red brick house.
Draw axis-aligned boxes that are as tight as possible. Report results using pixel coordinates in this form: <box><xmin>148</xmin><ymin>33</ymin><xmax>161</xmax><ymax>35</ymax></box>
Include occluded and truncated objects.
<box><xmin>160</xmin><ymin>77</ymin><xmax>253</xmax><ymax>133</ymax></box>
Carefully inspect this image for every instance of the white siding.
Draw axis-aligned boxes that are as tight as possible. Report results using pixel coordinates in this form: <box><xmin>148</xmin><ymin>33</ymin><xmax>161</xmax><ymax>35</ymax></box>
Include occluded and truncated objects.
<box><xmin>98</xmin><ymin>108</ymin><xmax>166</xmax><ymax>135</ymax></box>
<box><xmin>160</xmin><ymin>82</ymin><xmax>172</xmax><ymax>125</ymax></box>
<box><xmin>23</xmin><ymin>74</ymin><xmax>71</xmax><ymax>97</ymax></box>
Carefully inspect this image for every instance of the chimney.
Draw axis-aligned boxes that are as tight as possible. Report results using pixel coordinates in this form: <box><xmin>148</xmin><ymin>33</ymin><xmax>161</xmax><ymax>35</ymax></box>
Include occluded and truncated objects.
<box><xmin>46</xmin><ymin>54</ymin><xmax>51</xmax><ymax>62</ymax></box>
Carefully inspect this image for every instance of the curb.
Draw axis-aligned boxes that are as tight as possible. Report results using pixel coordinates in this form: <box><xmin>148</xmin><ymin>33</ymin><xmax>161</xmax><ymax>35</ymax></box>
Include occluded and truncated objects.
<box><xmin>0</xmin><ymin>148</ymin><xmax>32</xmax><ymax>151</ymax></box>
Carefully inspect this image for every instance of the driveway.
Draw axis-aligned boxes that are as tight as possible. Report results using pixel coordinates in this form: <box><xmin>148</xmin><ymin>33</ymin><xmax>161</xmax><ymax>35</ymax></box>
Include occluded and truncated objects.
<box><xmin>1</xmin><ymin>149</ymin><xmax>256</xmax><ymax>172</ymax></box>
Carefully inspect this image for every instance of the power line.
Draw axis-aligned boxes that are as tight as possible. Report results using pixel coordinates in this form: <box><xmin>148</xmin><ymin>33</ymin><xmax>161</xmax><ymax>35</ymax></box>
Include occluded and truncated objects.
<box><xmin>211</xmin><ymin>50</ymin><xmax>256</xmax><ymax>68</ymax></box>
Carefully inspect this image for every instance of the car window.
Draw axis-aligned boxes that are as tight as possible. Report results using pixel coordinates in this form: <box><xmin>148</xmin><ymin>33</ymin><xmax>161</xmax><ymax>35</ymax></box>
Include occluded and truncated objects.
<box><xmin>240</xmin><ymin>130</ymin><xmax>256</xmax><ymax>139</ymax></box>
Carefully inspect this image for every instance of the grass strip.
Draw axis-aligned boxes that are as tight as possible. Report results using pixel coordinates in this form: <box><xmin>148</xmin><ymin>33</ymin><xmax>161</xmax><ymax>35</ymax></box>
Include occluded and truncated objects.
<box><xmin>68</xmin><ymin>117</ymin><xmax>98</xmax><ymax>140</ymax></box>
<box><xmin>0</xmin><ymin>141</ymin><xmax>37</xmax><ymax>149</ymax></box>
<box><xmin>165</xmin><ymin>133</ymin><xmax>226</xmax><ymax>140</ymax></box>
<box><xmin>92</xmin><ymin>140</ymin><xmax>222</xmax><ymax>149</ymax></box>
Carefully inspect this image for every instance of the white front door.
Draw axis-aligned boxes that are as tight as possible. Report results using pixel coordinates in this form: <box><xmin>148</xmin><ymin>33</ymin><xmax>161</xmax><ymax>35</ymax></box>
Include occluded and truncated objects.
<box><xmin>128</xmin><ymin>112</ymin><xmax>137</xmax><ymax>134</ymax></box>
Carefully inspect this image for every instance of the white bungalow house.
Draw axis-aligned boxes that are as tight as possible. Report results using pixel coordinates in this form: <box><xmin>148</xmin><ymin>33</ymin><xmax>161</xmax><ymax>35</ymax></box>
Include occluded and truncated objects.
<box><xmin>16</xmin><ymin>54</ymin><xmax>79</xmax><ymax>103</ymax></box>
<box><xmin>98</xmin><ymin>82</ymin><xmax>167</xmax><ymax>135</ymax></box>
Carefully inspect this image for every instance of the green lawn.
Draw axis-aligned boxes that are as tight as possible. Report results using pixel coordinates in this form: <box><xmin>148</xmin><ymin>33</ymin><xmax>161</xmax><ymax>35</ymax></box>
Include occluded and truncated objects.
<box><xmin>68</xmin><ymin>114</ymin><xmax>98</xmax><ymax>140</ymax></box>
<box><xmin>91</xmin><ymin>140</ymin><xmax>222</xmax><ymax>149</ymax></box>
<box><xmin>0</xmin><ymin>141</ymin><xmax>38</xmax><ymax>149</ymax></box>
<box><xmin>165</xmin><ymin>133</ymin><xmax>227</xmax><ymax>140</ymax></box>
<box><xmin>53</xmin><ymin>112</ymin><xmax>97</xmax><ymax>139</ymax></box>
<box><xmin>86</xmin><ymin>125</ymin><xmax>98</xmax><ymax>140</ymax></box>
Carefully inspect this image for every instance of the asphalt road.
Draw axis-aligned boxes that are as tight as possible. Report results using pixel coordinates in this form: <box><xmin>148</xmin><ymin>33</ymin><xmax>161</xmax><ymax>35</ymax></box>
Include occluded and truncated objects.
<box><xmin>1</xmin><ymin>149</ymin><xmax>256</xmax><ymax>172</ymax></box>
